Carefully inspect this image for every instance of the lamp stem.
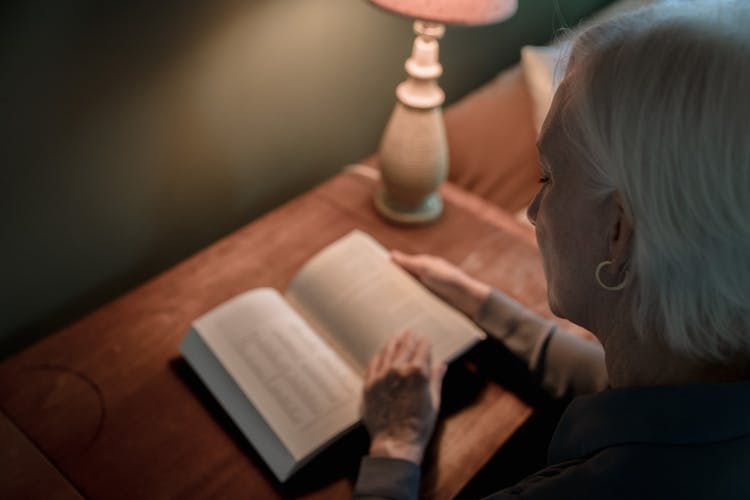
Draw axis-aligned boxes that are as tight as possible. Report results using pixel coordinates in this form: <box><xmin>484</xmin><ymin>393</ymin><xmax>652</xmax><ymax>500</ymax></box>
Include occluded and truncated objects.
<box><xmin>375</xmin><ymin>20</ymin><xmax>448</xmax><ymax>224</ymax></box>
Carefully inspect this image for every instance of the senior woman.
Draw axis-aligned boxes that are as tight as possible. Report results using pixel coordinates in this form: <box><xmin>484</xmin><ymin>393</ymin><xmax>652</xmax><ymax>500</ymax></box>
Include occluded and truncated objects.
<box><xmin>354</xmin><ymin>2</ymin><xmax>750</xmax><ymax>499</ymax></box>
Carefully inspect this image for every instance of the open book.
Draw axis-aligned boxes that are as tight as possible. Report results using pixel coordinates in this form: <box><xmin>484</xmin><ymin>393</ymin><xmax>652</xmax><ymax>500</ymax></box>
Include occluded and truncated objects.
<box><xmin>180</xmin><ymin>230</ymin><xmax>486</xmax><ymax>481</ymax></box>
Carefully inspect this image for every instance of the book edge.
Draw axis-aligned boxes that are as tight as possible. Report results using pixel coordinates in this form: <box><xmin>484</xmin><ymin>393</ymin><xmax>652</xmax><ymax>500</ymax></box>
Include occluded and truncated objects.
<box><xmin>180</xmin><ymin>327</ymin><xmax>297</xmax><ymax>482</ymax></box>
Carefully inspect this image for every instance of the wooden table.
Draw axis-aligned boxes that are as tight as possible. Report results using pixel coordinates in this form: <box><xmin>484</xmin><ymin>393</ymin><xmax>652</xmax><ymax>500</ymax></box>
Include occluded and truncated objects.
<box><xmin>0</xmin><ymin>167</ymin><xmax>571</xmax><ymax>499</ymax></box>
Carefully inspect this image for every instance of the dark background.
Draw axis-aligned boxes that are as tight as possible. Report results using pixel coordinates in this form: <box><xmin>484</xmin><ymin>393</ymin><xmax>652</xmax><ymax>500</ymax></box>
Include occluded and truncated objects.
<box><xmin>0</xmin><ymin>0</ymin><xmax>611</xmax><ymax>358</ymax></box>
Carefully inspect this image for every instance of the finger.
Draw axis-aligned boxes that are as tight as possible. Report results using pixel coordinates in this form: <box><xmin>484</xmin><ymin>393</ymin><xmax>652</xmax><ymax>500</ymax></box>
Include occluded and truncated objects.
<box><xmin>392</xmin><ymin>330</ymin><xmax>417</xmax><ymax>367</ymax></box>
<box><xmin>389</xmin><ymin>249</ymin><xmax>410</xmax><ymax>266</ymax></box>
<box><xmin>380</xmin><ymin>332</ymin><xmax>403</xmax><ymax>368</ymax></box>
<box><xmin>430</xmin><ymin>363</ymin><xmax>448</xmax><ymax>404</ymax></box>
<box><xmin>373</xmin><ymin>334</ymin><xmax>398</xmax><ymax>378</ymax></box>
<box><xmin>366</xmin><ymin>351</ymin><xmax>381</xmax><ymax>383</ymax></box>
<box><xmin>411</xmin><ymin>336</ymin><xmax>431</xmax><ymax>370</ymax></box>
<box><xmin>391</xmin><ymin>251</ymin><xmax>430</xmax><ymax>278</ymax></box>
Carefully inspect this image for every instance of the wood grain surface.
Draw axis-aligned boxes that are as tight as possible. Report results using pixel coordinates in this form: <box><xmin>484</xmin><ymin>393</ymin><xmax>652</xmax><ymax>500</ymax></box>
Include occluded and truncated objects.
<box><xmin>0</xmin><ymin>410</ymin><xmax>82</xmax><ymax>499</ymax></box>
<box><xmin>0</xmin><ymin>170</ymin><xmax>581</xmax><ymax>499</ymax></box>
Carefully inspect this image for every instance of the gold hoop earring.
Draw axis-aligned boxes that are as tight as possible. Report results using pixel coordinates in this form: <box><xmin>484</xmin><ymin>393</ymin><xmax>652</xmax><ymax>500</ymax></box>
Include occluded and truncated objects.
<box><xmin>595</xmin><ymin>260</ymin><xmax>627</xmax><ymax>291</ymax></box>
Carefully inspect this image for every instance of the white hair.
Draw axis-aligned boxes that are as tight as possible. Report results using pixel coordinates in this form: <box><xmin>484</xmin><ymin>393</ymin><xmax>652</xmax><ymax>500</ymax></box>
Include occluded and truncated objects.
<box><xmin>556</xmin><ymin>0</ymin><xmax>750</xmax><ymax>362</ymax></box>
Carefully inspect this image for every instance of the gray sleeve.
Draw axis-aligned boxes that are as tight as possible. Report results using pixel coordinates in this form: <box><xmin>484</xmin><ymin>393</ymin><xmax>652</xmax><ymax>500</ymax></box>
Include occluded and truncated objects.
<box><xmin>353</xmin><ymin>456</ymin><xmax>421</xmax><ymax>500</ymax></box>
<box><xmin>474</xmin><ymin>290</ymin><xmax>608</xmax><ymax>398</ymax></box>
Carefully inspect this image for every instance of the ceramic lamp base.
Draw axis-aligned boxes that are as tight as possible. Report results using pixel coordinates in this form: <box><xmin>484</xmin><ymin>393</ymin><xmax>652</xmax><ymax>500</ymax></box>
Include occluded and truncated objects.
<box><xmin>374</xmin><ymin>187</ymin><xmax>443</xmax><ymax>224</ymax></box>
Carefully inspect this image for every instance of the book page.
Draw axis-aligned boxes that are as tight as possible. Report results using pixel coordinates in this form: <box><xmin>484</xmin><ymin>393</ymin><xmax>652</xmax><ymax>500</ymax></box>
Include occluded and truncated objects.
<box><xmin>192</xmin><ymin>288</ymin><xmax>362</xmax><ymax>460</ymax></box>
<box><xmin>286</xmin><ymin>231</ymin><xmax>486</xmax><ymax>372</ymax></box>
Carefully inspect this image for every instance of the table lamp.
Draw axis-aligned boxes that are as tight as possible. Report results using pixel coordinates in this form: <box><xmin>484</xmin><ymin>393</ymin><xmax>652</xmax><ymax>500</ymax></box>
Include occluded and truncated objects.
<box><xmin>368</xmin><ymin>0</ymin><xmax>518</xmax><ymax>223</ymax></box>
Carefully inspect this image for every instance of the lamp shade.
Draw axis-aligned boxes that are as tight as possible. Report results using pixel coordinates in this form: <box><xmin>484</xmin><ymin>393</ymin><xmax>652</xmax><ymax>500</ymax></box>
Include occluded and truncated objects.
<box><xmin>367</xmin><ymin>0</ymin><xmax>517</xmax><ymax>26</ymax></box>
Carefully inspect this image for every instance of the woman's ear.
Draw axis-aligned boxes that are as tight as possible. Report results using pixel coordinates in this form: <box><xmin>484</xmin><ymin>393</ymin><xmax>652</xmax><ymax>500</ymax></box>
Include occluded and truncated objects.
<box><xmin>609</xmin><ymin>191</ymin><xmax>634</xmax><ymax>273</ymax></box>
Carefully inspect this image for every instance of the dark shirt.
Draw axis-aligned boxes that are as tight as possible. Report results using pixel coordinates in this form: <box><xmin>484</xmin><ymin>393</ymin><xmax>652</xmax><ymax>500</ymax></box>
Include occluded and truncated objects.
<box><xmin>353</xmin><ymin>291</ymin><xmax>750</xmax><ymax>499</ymax></box>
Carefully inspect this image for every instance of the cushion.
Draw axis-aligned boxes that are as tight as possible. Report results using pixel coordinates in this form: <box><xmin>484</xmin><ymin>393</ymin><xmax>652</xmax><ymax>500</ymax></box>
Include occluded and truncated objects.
<box><xmin>520</xmin><ymin>0</ymin><xmax>664</xmax><ymax>134</ymax></box>
<box><xmin>443</xmin><ymin>65</ymin><xmax>541</xmax><ymax>214</ymax></box>
<box><xmin>520</xmin><ymin>43</ymin><xmax>569</xmax><ymax>134</ymax></box>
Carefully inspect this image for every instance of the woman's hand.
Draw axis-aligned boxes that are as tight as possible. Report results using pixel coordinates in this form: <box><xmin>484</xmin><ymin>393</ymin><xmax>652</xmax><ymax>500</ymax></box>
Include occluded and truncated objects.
<box><xmin>362</xmin><ymin>330</ymin><xmax>447</xmax><ymax>465</ymax></box>
<box><xmin>391</xmin><ymin>250</ymin><xmax>492</xmax><ymax>319</ymax></box>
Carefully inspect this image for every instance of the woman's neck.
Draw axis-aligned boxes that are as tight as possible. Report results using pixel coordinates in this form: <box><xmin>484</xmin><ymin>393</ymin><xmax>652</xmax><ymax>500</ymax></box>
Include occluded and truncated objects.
<box><xmin>602</xmin><ymin>327</ymin><xmax>749</xmax><ymax>388</ymax></box>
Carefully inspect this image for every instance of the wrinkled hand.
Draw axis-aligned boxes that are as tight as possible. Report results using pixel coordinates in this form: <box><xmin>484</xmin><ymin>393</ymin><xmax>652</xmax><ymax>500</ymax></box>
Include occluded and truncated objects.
<box><xmin>391</xmin><ymin>251</ymin><xmax>491</xmax><ymax>319</ymax></box>
<box><xmin>362</xmin><ymin>330</ymin><xmax>447</xmax><ymax>464</ymax></box>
